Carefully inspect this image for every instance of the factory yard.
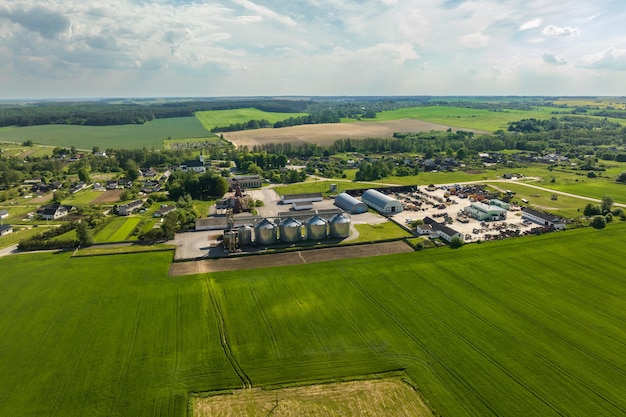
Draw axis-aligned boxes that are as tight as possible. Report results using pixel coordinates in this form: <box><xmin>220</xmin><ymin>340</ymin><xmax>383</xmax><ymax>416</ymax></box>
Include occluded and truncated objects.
<box><xmin>390</xmin><ymin>185</ymin><xmax>534</xmax><ymax>243</ymax></box>
<box><xmin>173</xmin><ymin>183</ymin><xmax>541</xmax><ymax>261</ymax></box>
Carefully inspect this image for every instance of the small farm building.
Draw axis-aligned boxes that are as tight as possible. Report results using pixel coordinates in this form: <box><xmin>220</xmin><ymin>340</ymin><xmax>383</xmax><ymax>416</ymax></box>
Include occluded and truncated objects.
<box><xmin>281</xmin><ymin>193</ymin><xmax>323</xmax><ymax>205</ymax></box>
<box><xmin>522</xmin><ymin>208</ymin><xmax>566</xmax><ymax>230</ymax></box>
<box><xmin>0</xmin><ymin>209</ymin><xmax>9</xmax><ymax>220</ymax></box>
<box><xmin>0</xmin><ymin>224</ymin><xmax>13</xmax><ymax>236</ymax></box>
<box><xmin>361</xmin><ymin>189</ymin><xmax>403</xmax><ymax>214</ymax></box>
<box><xmin>464</xmin><ymin>202</ymin><xmax>507</xmax><ymax>221</ymax></box>
<box><xmin>424</xmin><ymin>217</ymin><xmax>463</xmax><ymax>243</ymax></box>
<box><xmin>334</xmin><ymin>192</ymin><xmax>368</xmax><ymax>214</ymax></box>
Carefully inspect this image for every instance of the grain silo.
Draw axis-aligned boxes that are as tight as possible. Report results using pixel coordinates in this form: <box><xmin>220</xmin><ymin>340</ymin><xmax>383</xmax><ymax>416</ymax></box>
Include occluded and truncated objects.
<box><xmin>329</xmin><ymin>212</ymin><xmax>351</xmax><ymax>238</ymax></box>
<box><xmin>237</xmin><ymin>224</ymin><xmax>253</xmax><ymax>246</ymax></box>
<box><xmin>254</xmin><ymin>218</ymin><xmax>278</xmax><ymax>245</ymax></box>
<box><xmin>279</xmin><ymin>217</ymin><xmax>302</xmax><ymax>243</ymax></box>
<box><xmin>306</xmin><ymin>215</ymin><xmax>328</xmax><ymax>240</ymax></box>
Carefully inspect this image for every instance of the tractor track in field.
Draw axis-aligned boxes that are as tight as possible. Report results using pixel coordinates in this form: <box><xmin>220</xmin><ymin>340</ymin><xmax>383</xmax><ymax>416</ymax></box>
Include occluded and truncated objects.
<box><xmin>206</xmin><ymin>279</ymin><xmax>252</xmax><ymax>389</ymax></box>
<box><xmin>377</xmin><ymin>270</ymin><xmax>570</xmax><ymax>417</ymax></box>
<box><xmin>340</xmin><ymin>271</ymin><xmax>492</xmax><ymax>417</ymax></box>
<box><xmin>108</xmin><ymin>265</ymin><xmax>149</xmax><ymax>417</ymax></box>
<box><xmin>277</xmin><ymin>276</ymin><xmax>332</xmax><ymax>358</ymax></box>
<box><xmin>47</xmin><ymin>272</ymin><xmax>118</xmax><ymax>417</ymax></box>
<box><xmin>247</xmin><ymin>283</ymin><xmax>281</xmax><ymax>360</ymax></box>
<box><xmin>308</xmin><ymin>275</ymin><xmax>384</xmax><ymax>355</ymax></box>
<box><xmin>448</xmin><ymin>262</ymin><xmax>626</xmax><ymax>381</ymax></box>
<box><xmin>414</xmin><ymin>265</ymin><xmax>626</xmax><ymax>416</ymax></box>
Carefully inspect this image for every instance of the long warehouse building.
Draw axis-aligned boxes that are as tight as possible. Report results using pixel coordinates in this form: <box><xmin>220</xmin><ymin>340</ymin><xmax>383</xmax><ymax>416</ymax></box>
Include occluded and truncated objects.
<box><xmin>361</xmin><ymin>189</ymin><xmax>403</xmax><ymax>214</ymax></box>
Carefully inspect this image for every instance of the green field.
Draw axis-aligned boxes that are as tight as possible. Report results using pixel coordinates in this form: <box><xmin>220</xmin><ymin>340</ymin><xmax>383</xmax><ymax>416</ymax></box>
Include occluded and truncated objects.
<box><xmin>0</xmin><ymin>117</ymin><xmax>210</xmax><ymax>150</ymax></box>
<box><xmin>195</xmin><ymin>108</ymin><xmax>308</xmax><ymax>131</ymax></box>
<box><xmin>358</xmin><ymin>105</ymin><xmax>626</xmax><ymax>132</ymax></box>
<box><xmin>0</xmin><ymin>224</ymin><xmax>625</xmax><ymax>416</ymax></box>
<box><xmin>94</xmin><ymin>217</ymin><xmax>142</xmax><ymax>243</ymax></box>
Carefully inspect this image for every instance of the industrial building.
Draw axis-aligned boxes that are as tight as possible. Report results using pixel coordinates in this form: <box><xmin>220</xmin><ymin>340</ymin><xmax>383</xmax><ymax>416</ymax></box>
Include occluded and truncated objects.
<box><xmin>361</xmin><ymin>189</ymin><xmax>403</xmax><ymax>214</ymax></box>
<box><xmin>489</xmin><ymin>199</ymin><xmax>510</xmax><ymax>210</ymax></box>
<box><xmin>333</xmin><ymin>192</ymin><xmax>368</xmax><ymax>214</ymax></box>
<box><xmin>280</xmin><ymin>193</ymin><xmax>323</xmax><ymax>205</ymax></box>
<box><xmin>228</xmin><ymin>175</ymin><xmax>262</xmax><ymax>189</ymax></box>
<box><xmin>464</xmin><ymin>202</ymin><xmax>508</xmax><ymax>221</ymax></box>
<box><xmin>522</xmin><ymin>208</ymin><xmax>566</xmax><ymax>230</ymax></box>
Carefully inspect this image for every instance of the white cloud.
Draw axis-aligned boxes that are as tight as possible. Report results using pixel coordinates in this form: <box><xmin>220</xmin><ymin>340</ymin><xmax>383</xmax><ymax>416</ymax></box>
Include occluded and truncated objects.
<box><xmin>519</xmin><ymin>18</ymin><xmax>542</xmax><ymax>31</ymax></box>
<box><xmin>542</xmin><ymin>52</ymin><xmax>566</xmax><ymax>65</ymax></box>
<box><xmin>542</xmin><ymin>25</ymin><xmax>579</xmax><ymax>37</ymax></box>
<box><xmin>577</xmin><ymin>48</ymin><xmax>626</xmax><ymax>71</ymax></box>
<box><xmin>460</xmin><ymin>32</ymin><xmax>489</xmax><ymax>49</ymax></box>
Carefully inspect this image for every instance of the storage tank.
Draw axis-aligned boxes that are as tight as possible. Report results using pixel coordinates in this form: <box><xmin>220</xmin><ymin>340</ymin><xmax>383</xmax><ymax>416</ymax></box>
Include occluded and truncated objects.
<box><xmin>280</xmin><ymin>217</ymin><xmax>302</xmax><ymax>243</ymax></box>
<box><xmin>254</xmin><ymin>218</ymin><xmax>277</xmax><ymax>245</ymax></box>
<box><xmin>306</xmin><ymin>215</ymin><xmax>328</xmax><ymax>240</ymax></box>
<box><xmin>237</xmin><ymin>224</ymin><xmax>253</xmax><ymax>246</ymax></box>
<box><xmin>329</xmin><ymin>212</ymin><xmax>351</xmax><ymax>238</ymax></box>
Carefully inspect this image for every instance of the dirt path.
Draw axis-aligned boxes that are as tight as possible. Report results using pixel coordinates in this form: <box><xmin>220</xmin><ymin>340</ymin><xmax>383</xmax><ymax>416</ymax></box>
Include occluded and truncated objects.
<box><xmin>168</xmin><ymin>241</ymin><xmax>413</xmax><ymax>276</ymax></box>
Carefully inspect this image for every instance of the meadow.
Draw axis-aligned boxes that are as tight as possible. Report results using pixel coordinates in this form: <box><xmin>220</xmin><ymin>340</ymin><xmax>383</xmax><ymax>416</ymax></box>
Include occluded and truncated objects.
<box><xmin>195</xmin><ymin>108</ymin><xmax>308</xmax><ymax>132</ymax></box>
<box><xmin>0</xmin><ymin>224</ymin><xmax>625</xmax><ymax>416</ymax></box>
<box><xmin>363</xmin><ymin>105</ymin><xmax>626</xmax><ymax>131</ymax></box>
<box><xmin>0</xmin><ymin>117</ymin><xmax>210</xmax><ymax>150</ymax></box>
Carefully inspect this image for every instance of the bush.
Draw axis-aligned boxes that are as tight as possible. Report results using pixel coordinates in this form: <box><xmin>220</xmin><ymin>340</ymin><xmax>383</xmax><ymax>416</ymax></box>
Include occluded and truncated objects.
<box><xmin>590</xmin><ymin>215</ymin><xmax>606</xmax><ymax>229</ymax></box>
<box><xmin>617</xmin><ymin>171</ymin><xmax>626</xmax><ymax>183</ymax></box>
<box><xmin>450</xmin><ymin>236</ymin><xmax>464</xmax><ymax>249</ymax></box>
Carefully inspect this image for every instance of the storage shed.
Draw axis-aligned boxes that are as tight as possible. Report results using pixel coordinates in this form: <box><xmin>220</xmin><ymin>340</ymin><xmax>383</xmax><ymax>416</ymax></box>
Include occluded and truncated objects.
<box><xmin>334</xmin><ymin>192</ymin><xmax>368</xmax><ymax>214</ymax></box>
<box><xmin>361</xmin><ymin>189</ymin><xmax>403</xmax><ymax>214</ymax></box>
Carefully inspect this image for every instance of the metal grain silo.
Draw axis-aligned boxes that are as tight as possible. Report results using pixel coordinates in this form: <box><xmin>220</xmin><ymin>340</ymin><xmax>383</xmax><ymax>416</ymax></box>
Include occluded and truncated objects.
<box><xmin>280</xmin><ymin>217</ymin><xmax>302</xmax><ymax>243</ymax></box>
<box><xmin>306</xmin><ymin>215</ymin><xmax>328</xmax><ymax>240</ymax></box>
<box><xmin>329</xmin><ymin>212</ymin><xmax>351</xmax><ymax>238</ymax></box>
<box><xmin>237</xmin><ymin>224</ymin><xmax>253</xmax><ymax>246</ymax></box>
<box><xmin>254</xmin><ymin>218</ymin><xmax>277</xmax><ymax>245</ymax></box>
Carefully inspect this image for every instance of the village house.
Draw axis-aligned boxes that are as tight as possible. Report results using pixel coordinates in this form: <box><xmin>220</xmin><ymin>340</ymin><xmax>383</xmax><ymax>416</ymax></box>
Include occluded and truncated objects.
<box><xmin>0</xmin><ymin>224</ymin><xmax>13</xmax><ymax>237</ymax></box>
<box><xmin>39</xmin><ymin>204</ymin><xmax>69</xmax><ymax>220</ymax></box>
<box><xmin>117</xmin><ymin>200</ymin><xmax>144</xmax><ymax>216</ymax></box>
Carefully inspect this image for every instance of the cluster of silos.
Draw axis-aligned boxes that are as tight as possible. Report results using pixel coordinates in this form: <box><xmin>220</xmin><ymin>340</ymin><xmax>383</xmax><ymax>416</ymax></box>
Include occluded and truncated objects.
<box><xmin>247</xmin><ymin>213</ymin><xmax>351</xmax><ymax>246</ymax></box>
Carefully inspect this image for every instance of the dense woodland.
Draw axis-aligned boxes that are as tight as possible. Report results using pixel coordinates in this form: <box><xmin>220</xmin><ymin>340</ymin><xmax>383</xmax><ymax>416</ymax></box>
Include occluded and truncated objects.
<box><xmin>0</xmin><ymin>97</ymin><xmax>556</xmax><ymax>128</ymax></box>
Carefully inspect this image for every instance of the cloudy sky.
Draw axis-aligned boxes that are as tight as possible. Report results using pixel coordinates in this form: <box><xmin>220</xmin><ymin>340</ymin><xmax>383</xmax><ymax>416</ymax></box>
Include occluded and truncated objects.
<box><xmin>1</xmin><ymin>0</ymin><xmax>625</xmax><ymax>98</ymax></box>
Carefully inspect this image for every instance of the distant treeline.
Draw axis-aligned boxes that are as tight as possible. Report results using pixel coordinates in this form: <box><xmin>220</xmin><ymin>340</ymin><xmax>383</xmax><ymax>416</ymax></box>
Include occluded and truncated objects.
<box><xmin>0</xmin><ymin>97</ymin><xmax>431</xmax><ymax>129</ymax></box>
<box><xmin>0</xmin><ymin>99</ymin><xmax>311</xmax><ymax>127</ymax></box>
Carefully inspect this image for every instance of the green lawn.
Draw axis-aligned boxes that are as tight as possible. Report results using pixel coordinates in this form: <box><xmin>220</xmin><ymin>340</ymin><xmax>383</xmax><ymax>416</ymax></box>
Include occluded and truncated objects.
<box><xmin>345</xmin><ymin>221</ymin><xmax>412</xmax><ymax>244</ymax></box>
<box><xmin>0</xmin><ymin>117</ymin><xmax>210</xmax><ymax>150</ymax></box>
<box><xmin>195</xmin><ymin>108</ymin><xmax>308</xmax><ymax>131</ymax></box>
<box><xmin>0</xmin><ymin>224</ymin><xmax>624</xmax><ymax>415</ymax></box>
<box><xmin>94</xmin><ymin>217</ymin><xmax>142</xmax><ymax>243</ymax></box>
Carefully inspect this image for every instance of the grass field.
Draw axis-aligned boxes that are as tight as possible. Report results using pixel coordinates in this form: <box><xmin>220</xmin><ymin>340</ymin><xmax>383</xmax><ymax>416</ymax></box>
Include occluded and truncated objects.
<box><xmin>347</xmin><ymin>221</ymin><xmax>412</xmax><ymax>243</ymax></box>
<box><xmin>194</xmin><ymin>376</ymin><xmax>433</xmax><ymax>416</ymax></box>
<box><xmin>0</xmin><ymin>224</ymin><xmax>625</xmax><ymax>416</ymax></box>
<box><xmin>94</xmin><ymin>217</ymin><xmax>142</xmax><ymax>243</ymax></box>
<box><xmin>195</xmin><ymin>108</ymin><xmax>308</xmax><ymax>132</ymax></box>
<box><xmin>0</xmin><ymin>142</ymin><xmax>53</xmax><ymax>158</ymax></box>
<box><xmin>364</xmin><ymin>105</ymin><xmax>626</xmax><ymax>132</ymax></box>
<box><xmin>0</xmin><ymin>117</ymin><xmax>210</xmax><ymax>150</ymax></box>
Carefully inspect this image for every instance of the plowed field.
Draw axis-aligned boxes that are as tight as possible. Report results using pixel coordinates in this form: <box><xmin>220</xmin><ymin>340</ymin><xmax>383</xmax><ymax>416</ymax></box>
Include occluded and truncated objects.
<box><xmin>221</xmin><ymin>119</ymin><xmax>485</xmax><ymax>148</ymax></box>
